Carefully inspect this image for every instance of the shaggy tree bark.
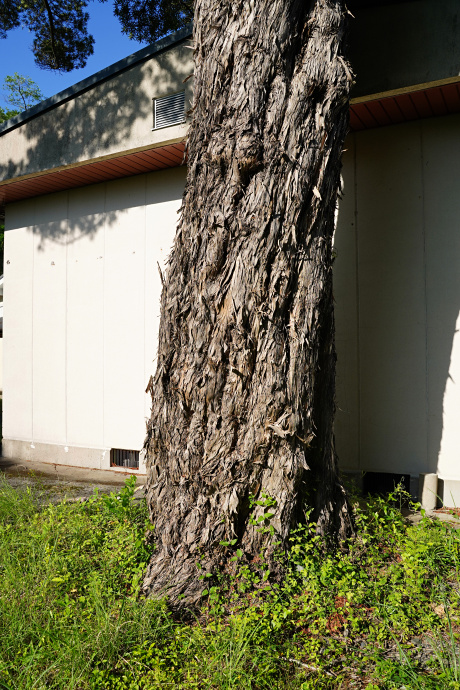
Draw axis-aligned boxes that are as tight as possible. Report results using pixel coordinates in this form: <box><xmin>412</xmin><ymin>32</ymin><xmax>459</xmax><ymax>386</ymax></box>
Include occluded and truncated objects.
<box><xmin>143</xmin><ymin>0</ymin><xmax>354</xmax><ymax>607</ymax></box>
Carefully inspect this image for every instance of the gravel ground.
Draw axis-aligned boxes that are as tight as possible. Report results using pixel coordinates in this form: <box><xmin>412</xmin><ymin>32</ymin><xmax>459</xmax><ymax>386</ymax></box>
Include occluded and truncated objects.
<box><xmin>0</xmin><ymin>457</ymin><xmax>145</xmax><ymax>502</ymax></box>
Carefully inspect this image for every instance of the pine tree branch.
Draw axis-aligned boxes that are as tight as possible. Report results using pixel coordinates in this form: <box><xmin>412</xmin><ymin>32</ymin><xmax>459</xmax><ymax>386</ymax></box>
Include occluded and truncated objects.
<box><xmin>41</xmin><ymin>0</ymin><xmax>59</xmax><ymax>69</ymax></box>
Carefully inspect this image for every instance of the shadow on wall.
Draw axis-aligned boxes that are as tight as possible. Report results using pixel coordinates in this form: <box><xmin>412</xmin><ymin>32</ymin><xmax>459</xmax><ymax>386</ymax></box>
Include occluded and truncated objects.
<box><xmin>0</xmin><ymin>43</ymin><xmax>191</xmax><ymax>461</ymax></box>
<box><xmin>334</xmin><ymin>114</ymin><xmax>460</xmax><ymax>500</ymax></box>
<box><xmin>2</xmin><ymin>67</ymin><xmax>149</xmax><ymax>245</ymax></box>
<box><xmin>347</xmin><ymin>0</ymin><xmax>460</xmax><ymax>99</ymax></box>
<box><xmin>3</xmin><ymin>166</ymin><xmax>187</xmax><ymax>461</ymax></box>
<box><xmin>1</xmin><ymin>40</ymin><xmax>192</xmax><ymax>247</ymax></box>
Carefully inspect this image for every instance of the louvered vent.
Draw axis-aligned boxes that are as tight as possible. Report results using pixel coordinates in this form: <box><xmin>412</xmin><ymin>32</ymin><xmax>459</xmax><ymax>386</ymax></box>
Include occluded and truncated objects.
<box><xmin>154</xmin><ymin>91</ymin><xmax>185</xmax><ymax>129</ymax></box>
<box><xmin>110</xmin><ymin>448</ymin><xmax>139</xmax><ymax>469</ymax></box>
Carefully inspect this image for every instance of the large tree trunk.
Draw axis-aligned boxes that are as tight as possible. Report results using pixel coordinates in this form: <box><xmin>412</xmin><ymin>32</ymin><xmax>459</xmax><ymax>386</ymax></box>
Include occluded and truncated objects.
<box><xmin>143</xmin><ymin>0</ymin><xmax>354</xmax><ymax>608</ymax></box>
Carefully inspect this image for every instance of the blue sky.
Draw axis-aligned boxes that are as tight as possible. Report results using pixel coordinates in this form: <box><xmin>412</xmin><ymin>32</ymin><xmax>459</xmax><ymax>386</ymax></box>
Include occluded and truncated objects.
<box><xmin>0</xmin><ymin>3</ymin><xmax>148</xmax><ymax>110</ymax></box>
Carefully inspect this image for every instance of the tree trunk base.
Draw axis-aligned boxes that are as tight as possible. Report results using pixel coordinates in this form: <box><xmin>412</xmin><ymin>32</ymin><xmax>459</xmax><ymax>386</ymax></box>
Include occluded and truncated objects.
<box><xmin>143</xmin><ymin>0</ymin><xmax>354</xmax><ymax>608</ymax></box>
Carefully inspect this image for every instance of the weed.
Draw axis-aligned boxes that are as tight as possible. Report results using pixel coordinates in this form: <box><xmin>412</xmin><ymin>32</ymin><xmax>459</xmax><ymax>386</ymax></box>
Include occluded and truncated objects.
<box><xmin>0</xmin><ymin>479</ymin><xmax>459</xmax><ymax>688</ymax></box>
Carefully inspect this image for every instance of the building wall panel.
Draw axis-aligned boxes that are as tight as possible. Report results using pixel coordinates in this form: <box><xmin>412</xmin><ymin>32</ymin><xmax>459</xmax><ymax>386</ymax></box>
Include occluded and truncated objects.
<box><xmin>2</xmin><ymin>169</ymin><xmax>185</xmax><ymax>468</ymax></box>
<box><xmin>349</xmin><ymin>0</ymin><xmax>460</xmax><ymax>98</ymax></box>
<box><xmin>335</xmin><ymin>114</ymin><xmax>460</xmax><ymax>492</ymax></box>
<box><xmin>333</xmin><ymin>137</ymin><xmax>360</xmax><ymax>472</ymax></box>
<box><xmin>66</xmin><ymin>184</ymin><xmax>105</xmax><ymax>447</ymax></box>
<box><xmin>103</xmin><ymin>176</ymin><xmax>148</xmax><ymax>451</ymax></box>
<box><xmin>422</xmin><ymin>116</ymin><xmax>460</xmax><ymax>481</ymax></box>
<box><xmin>3</xmin><ymin>199</ymin><xmax>35</xmax><ymax>441</ymax></box>
<box><xmin>335</xmin><ymin>121</ymin><xmax>429</xmax><ymax>476</ymax></box>
<box><xmin>31</xmin><ymin>193</ymin><xmax>68</xmax><ymax>444</ymax></box>
<box><xmin>355</xmin><ymin>124</ymin><xmax>427</xmax><ymax>475</ymax></box>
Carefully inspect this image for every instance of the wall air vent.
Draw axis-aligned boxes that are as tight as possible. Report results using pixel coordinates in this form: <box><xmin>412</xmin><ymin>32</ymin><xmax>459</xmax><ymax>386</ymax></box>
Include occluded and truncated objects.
<box><xmin>110</xmin><ymin>448</ymin><xmax>139</xmax><ymax>469</ymax></box>
<box><xmin>362</xmin><ymin>472</ymin><xmax>410</xmax><ymax>498</ymax></box>
<box><xmin>153</xmin><ymin>91</ymin><xmax>186</xmax><ymax>129</ymax></box>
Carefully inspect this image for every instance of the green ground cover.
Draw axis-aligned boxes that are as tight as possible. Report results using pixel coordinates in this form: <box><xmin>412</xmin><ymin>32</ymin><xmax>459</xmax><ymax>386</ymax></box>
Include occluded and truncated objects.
<box><xmin>0</xmin><ymin>476</ymin><xmax>459</xmax><ymax>689</ymax></box>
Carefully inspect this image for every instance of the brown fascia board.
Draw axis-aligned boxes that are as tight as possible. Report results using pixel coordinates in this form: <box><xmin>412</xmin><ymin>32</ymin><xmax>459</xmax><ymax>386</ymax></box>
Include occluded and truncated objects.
<box><xmin>0</xmin><ymin>23</ymin><xmax>193</xmax><ymax>137</ymax></box>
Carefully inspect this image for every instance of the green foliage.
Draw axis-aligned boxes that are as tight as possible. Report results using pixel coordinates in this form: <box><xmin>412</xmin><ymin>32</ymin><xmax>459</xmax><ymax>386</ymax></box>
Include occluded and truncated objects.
<box><xmin>99</xmin><ymin>474</ymin><xmax>138</xmax><ymax>519</ymax></box>
<box><xmin>113</xmin><ymin>0</ymin><xmax>193</xmax><ymax>43</ymax></box>
<box><xmin>0</xmin><ymin>476</ymin><xmax>162</xmax><ymax>689</ymax></box>
<box><xmin>0</xmin><ymin>480</ymin><xmax>459</xmax><ymax>688</ymax></box>
<box><xmin>248</xmin><ymin>491</ymin><xmax>278</xmax><ymax>537</ymax></box>
<box><xmin>0</xmin><ymin>106</ymin><xmax>19</xmax><ymax>124</ymax></box>
<box><xmin>3</xmin><ymin>73</ymin><xmax>45</xmax><ymax>111</ymax></box>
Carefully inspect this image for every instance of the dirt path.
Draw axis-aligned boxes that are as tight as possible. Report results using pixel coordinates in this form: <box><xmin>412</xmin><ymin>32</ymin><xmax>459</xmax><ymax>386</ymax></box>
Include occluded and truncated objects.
<box><xmin>0</xmin><ymin>457</ymin><xmax>146</xmax><ymax>502</ymax></box>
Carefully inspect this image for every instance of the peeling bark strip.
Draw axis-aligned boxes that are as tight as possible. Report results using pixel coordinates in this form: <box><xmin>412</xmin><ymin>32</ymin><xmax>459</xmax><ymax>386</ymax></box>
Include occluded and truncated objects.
<box><xmin>143</xmin><ymin>0</ymin><xmax>353</xmax><ymax>606</ymax></box>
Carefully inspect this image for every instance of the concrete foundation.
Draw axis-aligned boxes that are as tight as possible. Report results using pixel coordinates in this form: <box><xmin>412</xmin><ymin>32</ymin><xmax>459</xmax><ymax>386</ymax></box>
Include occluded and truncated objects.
<box><xmin>2</xmin><ymin>439</ymin><xmax>146</xmax><ymax>473</ymax></box>
<box><xmin>418</xmin><ymin>473</ymin><xmax>438</xmax><ymax>511</ymax></box>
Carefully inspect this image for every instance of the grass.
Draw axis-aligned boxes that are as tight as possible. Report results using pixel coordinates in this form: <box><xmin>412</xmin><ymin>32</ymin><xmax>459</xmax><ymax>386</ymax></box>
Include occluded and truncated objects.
<box><xmin>0</xmin><ymin>477</ymin><xmax>459</xmax><ymax>689</ymax></box>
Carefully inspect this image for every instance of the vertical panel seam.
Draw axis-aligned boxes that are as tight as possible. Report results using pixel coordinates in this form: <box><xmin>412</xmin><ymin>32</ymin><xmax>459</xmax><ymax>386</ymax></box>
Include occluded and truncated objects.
<box><xmin>143</xmin><ymin>174</ymin><xmax>147</xmax><ymax>450</ymax></box>
<box><xmin>102</xmin><ymin>182</ymin><xmax>106</xmax><ymax>452</ymax></box>
<box><xmin>65</xmin><ymin>191</ymin><xmax>69</xmax><ymax>446</ymax></box>
<box><xmin>31</xmin><ymin>200</ymin><xmax>36</xmax><ymax>443</ymax></box>
<box><xmin>353</xmin><ymin>134</ymin><xmax>362</xmax><ymax>472</ymax></box>
<box><xmin>420</xmin><ymin>122</ymin><xmax>430</xmax><ymax>473</ymax></box>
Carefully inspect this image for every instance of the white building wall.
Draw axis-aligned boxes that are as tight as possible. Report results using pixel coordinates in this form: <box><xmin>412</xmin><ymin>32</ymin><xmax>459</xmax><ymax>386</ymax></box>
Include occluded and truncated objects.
<box><xmin>2</xmin><ymin>200</ymin><xmax>35</xmax><ymax>442</ymax></box>
<box><xmin>66</xmin><ymin>184</ymin><xmax>105</xmax><ymax>449</ymax></box>
<box><xmin>4</xmin><ymin>113</ymin><xmax>460</xmax><ymax>499</ymax></box>
<box><xmin>33</xmin><ymin>193</ymin><xmax>68</xmax><ymax>445</ymax></box>
<box><xmin>0</xmin><ymin>340</ymin><xmax>3</xmax><ymax>392</ymax></box>
<box><xmin>3</xmin><ymin>166</ymin><xmax>186</xmax><ymax>471</ymax></box>
<box><xmin>423</xmin><ymin>116</ymin><xmax>460</xmax><ymax>495</ymax></box>
<box><xmin>335</xmin><ymin>113</ymin><xmax>460</xmax><ymax>504</ymax></box>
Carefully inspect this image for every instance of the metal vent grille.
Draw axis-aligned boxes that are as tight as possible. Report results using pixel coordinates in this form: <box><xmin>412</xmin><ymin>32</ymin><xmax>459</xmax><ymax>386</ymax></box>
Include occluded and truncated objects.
<box><xmin>154</xmin><ymin>91</ymin><xmax>185</xmax><ymax>129</ymax></box>
<box><xmin>110</xmin><ymin>448</ymin><xmax>139</xmax><ymax>469</ymax></box>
